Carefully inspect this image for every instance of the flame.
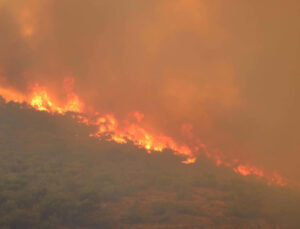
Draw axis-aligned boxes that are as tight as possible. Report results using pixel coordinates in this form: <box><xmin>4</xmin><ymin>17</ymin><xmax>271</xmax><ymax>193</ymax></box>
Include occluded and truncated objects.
<box><xmin>30</xmin><ymin>84</ymin><xmax>83</xmax><ymax>114</ymax></box>
<box><xmin>234</xmin><ymin>165</ymin><xmax>264</xmax><ymax>177</ymax></box>
<box><xmin>0</xmin><ymin>78</ymin><xmax>287</xmax><ymax>186</ymax></box>
<box><xmin>31</xmin><ymin>86</ymin><xmax>56</xmax><ymax>112</ymax></box>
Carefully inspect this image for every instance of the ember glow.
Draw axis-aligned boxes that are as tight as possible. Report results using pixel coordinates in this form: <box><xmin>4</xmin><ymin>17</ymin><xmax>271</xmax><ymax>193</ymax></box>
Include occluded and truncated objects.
<box><xmin>0</xmin><ymin>79</ymin><xmax>287</xmax><ymax>185</ymax></box>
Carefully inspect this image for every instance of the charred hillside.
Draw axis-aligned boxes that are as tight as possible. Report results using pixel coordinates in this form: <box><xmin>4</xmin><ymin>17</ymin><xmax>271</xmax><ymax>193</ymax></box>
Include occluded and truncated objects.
<box><xmin>0</xmin><ymin>99</ymin><xmax>299</xmax><ymax>229</ymax></box>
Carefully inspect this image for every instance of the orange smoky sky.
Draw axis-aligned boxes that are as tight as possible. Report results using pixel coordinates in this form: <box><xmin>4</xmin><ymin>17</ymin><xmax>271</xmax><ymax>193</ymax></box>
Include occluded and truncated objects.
<box><xmin>0</xmin><ymin>1</ymin><xmax>299</xmax><ymax>181</ymax></box>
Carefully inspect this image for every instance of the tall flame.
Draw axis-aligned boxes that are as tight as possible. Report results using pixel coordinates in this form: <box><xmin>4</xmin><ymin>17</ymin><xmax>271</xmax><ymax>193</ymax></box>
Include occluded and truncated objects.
<box><xmin>0</xmin><ymin>78</ymin><xmax>287</xmax><ymax>186</ymax></box>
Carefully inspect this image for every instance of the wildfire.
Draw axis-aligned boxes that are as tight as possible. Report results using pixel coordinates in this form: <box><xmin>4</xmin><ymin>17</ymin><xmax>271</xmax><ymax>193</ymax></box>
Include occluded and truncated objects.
<box><xmin>0</xmin><ymin>79</ymin><xmax>287</xmax><ymax>186</ymax></box>
<box><xmin>30</xmin><ymin>84</ymin><xmax>83</xmax><ymax>114</ymax></box>
<box><xmin>234</xmin><ymin>165</ymin><xmax>264</xmax><ymax>177</ymax></box>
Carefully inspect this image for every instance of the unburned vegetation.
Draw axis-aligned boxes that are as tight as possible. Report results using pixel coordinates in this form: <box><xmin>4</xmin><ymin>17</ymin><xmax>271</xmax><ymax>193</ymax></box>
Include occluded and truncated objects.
<box><xmin>0</xmin><ymin>99</ymin><xmax>299</xmax><ymax>229</ymax></box>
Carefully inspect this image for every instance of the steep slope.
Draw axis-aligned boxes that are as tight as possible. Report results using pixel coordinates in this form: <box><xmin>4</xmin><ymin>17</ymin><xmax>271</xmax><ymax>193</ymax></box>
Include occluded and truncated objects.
<box><xmin>0</xmin><ymin>99</ymin><xmax>299</xmax><ymax>229</ymax></box>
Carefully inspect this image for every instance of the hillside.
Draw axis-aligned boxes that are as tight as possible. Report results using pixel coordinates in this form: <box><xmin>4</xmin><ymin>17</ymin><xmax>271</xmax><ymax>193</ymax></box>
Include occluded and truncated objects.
<box><xmin>0</xmin><ymin>99</ymin><xmax>299</xmax><ymax>229</ymax></box>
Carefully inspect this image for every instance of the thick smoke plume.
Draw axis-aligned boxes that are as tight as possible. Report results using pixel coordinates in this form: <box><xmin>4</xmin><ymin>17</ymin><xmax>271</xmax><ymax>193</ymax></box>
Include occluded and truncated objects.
<box><xmin>0</xmin><ymin>1</ymin><xmax>299</xmax><ymax>181</ymax></box>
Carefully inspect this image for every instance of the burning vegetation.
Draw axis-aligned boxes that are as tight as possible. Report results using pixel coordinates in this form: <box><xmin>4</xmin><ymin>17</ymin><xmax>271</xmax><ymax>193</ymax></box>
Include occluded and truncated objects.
<box><xmin>0</xmin><ymin>0</ymin><xmax>299</xmax><ymax>185</ymax></box>
<box><xmin>0</xmin><ymin>79</ymin><xmax>287</xmax><ymax>186</ymax></box>
<box><xmin>0</xmin><ymin>0</ymin><xmax>299</xmax><ymax>228</ymax></box>
<box><xmin>0</xmin><ymin>99</ymin><xmax>299</xmax><ymax>229</ymax></box>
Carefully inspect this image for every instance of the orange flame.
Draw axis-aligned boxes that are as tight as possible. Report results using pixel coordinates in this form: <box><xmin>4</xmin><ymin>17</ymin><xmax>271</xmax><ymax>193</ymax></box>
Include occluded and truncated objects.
<box><xmin>234</xmin><ymin>165</ymin><xmax>264</xmax><ymax>177</ymax></box>
<box><xmin>30</xmin><ymin>84</ymin><xmax>83</xmax><ymax>114</ymax></box>
<box><xmin>0</xmin><ymin>78</ymin><xmax>287</xmax><ymax>186</ymax></box>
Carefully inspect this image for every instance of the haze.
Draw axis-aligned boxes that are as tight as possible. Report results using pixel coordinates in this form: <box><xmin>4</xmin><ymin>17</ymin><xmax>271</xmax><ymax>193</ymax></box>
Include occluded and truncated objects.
<box><xmin>0</xmin><ymin>0</ymin><xmax>299</xmax><ymax>182</ymax></box>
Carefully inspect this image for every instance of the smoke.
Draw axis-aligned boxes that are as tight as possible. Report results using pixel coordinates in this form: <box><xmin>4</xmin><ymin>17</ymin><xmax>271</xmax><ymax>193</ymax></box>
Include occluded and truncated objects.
<box><xmin>0</xmin><ymin>0</ymin><xmax>299</xmax><ymax>181</ymax></box>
